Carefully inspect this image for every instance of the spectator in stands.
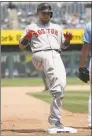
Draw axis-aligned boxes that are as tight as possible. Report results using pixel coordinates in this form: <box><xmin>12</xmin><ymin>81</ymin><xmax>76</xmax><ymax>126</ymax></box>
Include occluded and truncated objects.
<box><xmin>66</xmin><ymin>14</ymin><xmax>80</xmax><ymax>28</ymax></box>
<box><xmin>8</xmin><ymin>2</ymin><xmax>16</xmax><ymax>9</ymax></box>
<box><xmin>7</xmin><ymin>2</ymin><xmax>19</xmax><ymax>29</ymax></box>
<box><xmin>76</xmin><ymin>19</ymin><xmax>85</xmax><ymax>28</ymax></box>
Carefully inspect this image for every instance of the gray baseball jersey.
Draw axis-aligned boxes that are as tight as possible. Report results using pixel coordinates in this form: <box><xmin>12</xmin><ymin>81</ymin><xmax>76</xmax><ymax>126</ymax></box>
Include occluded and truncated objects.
<box><xmin>20</xmin><ymin>20</ymin><xmax>65</xmax><ymax>53</ymax></box>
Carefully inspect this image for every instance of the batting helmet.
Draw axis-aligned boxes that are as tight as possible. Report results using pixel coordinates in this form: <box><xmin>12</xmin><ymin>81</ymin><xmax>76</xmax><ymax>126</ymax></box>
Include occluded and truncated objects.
<box><xmin>37</xmin><ymin>3</ymin><xmax>53</xmax><ymax>18</ymax></box>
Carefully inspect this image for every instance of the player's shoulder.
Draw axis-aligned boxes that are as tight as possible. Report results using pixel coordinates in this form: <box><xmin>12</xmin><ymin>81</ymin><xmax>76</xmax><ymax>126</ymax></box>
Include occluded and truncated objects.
<box><xmin>50</xmin><ymin>22</ymin><xmax>60</xmax><ymax>27</ymax></box>
<box><xmin>50</xmin><ymin>22</ymin><xmax>62</xmax><ymax>30</ymax></box>
<box><xmin>26</xmin><ymin>22</ymin><xmax>37</xmax><ymax>29</ymax></box>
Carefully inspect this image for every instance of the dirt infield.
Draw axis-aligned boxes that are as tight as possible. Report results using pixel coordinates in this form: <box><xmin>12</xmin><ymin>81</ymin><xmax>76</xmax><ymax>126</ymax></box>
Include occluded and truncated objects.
<box><xmin>1</xmin><ymin>86</ymin><xmax>91</xmax><ymax>136</ymax></box>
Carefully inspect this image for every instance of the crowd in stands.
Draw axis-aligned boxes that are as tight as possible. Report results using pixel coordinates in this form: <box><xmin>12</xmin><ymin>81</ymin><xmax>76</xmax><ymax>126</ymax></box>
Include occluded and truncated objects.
<box><xmin>1</xmin><ymin>2</ymin><xmax>91</xmax><ymax>30</ymax></box>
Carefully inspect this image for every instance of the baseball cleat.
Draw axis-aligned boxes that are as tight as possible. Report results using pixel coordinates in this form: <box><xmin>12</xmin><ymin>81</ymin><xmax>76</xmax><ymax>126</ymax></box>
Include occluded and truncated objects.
<box><xmin>53</xmin><ymin>120</ymin><xmax>64</xmax><ymax>128</ymax></box>
<box><xmin>48</xmin><ymin>116</ymin><xmax>64</xmax><ymax>128</ymax></box>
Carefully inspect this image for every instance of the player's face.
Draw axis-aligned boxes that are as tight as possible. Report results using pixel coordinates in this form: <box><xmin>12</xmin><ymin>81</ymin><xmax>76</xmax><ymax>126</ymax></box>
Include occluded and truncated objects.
<box><xmin>38</xmin><ymin>12</ymin><xmax>51</xmax><ymax>24</ymax></box>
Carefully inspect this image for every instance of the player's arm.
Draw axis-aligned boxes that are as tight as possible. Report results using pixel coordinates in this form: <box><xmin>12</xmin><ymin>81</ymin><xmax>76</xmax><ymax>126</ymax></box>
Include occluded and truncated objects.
<box><xmin>78</xmin><ymin>24</ymin><xmax>91</xmax><ymax>83</ymax></box>
<box><xmin>79</xmin><ymin>42</ymin><xmax>90</xmax><ymax>67</ymax></box>
<box><xmin>79</xmin><ymin>24</ymin><xmax>91</xmax><ymax>67</ymax></box>
<box><xmin>19</xmin><ymin>26</ymin><xmax>38</xmax><ymax>51</ymax></box>
<box><xmin>19</xmin><ymin>38</ymin><xmax>29</xmax><ymax>51</ymax></box>
<box><xmin>19</xmin><ymin>26</ymin><xmax>29</xmax><ymax>51</ymax></box>
<box><xmin>77</xmin><ymin>23</ymin><xmax>91</xmax><ymax>83</ymax></box>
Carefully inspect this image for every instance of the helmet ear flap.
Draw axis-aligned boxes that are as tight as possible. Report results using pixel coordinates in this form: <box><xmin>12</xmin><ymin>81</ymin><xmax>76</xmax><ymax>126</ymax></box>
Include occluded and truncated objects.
<box><xmin>50</xmin><ymin>12</ymin><xmax>53</xmax><ymax>18</ymax></box>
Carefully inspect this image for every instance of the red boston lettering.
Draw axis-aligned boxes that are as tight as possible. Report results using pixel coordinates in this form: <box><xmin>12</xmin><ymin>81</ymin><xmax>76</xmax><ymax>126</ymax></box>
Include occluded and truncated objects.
<box><xmin>37</xmin><ymin>29</ymin><xmax>58</xmax><ymax>36</ymax></box>
<box><xmin>38</xmin><ymin>30</ymin><xmax>42</xmax><ymax>35</ymax></box>
<box><xmin>51</xmin><ymin>29</ymin><xmax>54</xmax><ymax>34</ymax></box>
<box><xmin>41</xmin><ymin>29</ymin><xmax>45</xmax><ymax>34</ymax></box>
<box><xmin>55</xmin><ymin>30</ymin><xmax>58</xmax><ymax>36</ymax></box>
<box><xmin>47</xmin><ymin>29</ymin><xmax>50</xmax><ymax>33</ymax></box>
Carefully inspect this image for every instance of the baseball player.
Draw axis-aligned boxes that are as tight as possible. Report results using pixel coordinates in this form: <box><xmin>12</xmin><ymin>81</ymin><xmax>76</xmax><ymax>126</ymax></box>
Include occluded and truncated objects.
<box><xmin>19</xmin><ymin>3</ymin><xmax>73</xmax><ymax>128</ymax></box>
<box><xmin>79</xmin><ymin>22</ymin><xmax>92</xmax><ymax>128</ymax></box>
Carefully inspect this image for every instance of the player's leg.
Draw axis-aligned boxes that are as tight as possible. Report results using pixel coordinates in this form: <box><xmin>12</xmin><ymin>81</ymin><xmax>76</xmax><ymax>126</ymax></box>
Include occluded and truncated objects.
<box><xmin>32</xmin><ymin>54</ymin><xmax>43</xmax><ymax>71</ymax></box>
<box><xmin>88</xmin><ymin>58</ymin><xmax>92</xmax><ymax>127</ymax></box>
<box><xmin>43</xmin><ymin>51</ymin><xmax>66</xmax><ymax>127</ymax></box>
<box><xmin>41</xmin><ymin>72</ymin><xmax>49</xmax><ymax>91</ymax></box>
<box><xmin>32</xmin><ymin>54</ymin><xmax>49</xmax><ymax>91</ymax></box>
<box><xmin>32</xmin><ymin>51</ymin><xmax>66</xmax><ymax>127</ymax></box>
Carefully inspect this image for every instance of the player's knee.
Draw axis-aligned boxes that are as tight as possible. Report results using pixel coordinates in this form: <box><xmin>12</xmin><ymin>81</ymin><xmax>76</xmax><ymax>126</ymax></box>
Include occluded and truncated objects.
<box><xmin>52</xmin><ymin>90</ymin><xmax>64</xmax><ymax>100</ymax></box>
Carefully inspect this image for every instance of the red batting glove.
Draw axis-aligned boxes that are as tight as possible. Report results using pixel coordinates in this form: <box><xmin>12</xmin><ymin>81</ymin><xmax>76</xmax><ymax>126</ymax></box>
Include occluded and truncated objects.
<box><xmin>63</xmin><ymin>32</ymin><xmax>73</xmax><ymax>42</ymax></box>
<box><xmin>24</xmin><ymin>30</ymin><xmax>38</xmax><ymax>40</ymax></box>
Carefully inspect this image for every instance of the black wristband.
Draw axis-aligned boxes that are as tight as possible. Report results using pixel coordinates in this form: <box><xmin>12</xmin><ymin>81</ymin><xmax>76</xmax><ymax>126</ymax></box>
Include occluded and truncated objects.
<box><xmin>64</xmin><ymin>41</ymin><xmax>70</xmax><ymax>46</ymax></box>
<box><xmin>20</xmin><ymin>38</ymin><xmax>29</xmax><ymax>46</ymax></box>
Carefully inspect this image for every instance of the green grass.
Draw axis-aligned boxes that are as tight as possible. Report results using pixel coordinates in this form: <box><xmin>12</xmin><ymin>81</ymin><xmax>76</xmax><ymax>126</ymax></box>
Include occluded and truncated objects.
<box><xmin>67</xmin><ymin>77</ymin><xmax>86</xmax><ymax>85</ymax></box>
<box><xmin>1</xmin><ymin>77</ymin><xmax>86</xmax><ymax>86</ymax></box>
<box><xmin>1</xmin><ymin>77</ymin><xmax>43</xmax><ymax>86</ymax></box>
<box><xmin>28</xmin><ymin>91</ymin><xmax>89</xmax><ymax>113</ymax></box>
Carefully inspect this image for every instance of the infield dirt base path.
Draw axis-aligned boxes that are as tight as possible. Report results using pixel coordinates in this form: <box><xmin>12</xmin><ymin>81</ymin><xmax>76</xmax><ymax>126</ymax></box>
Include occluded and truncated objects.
<box><xmin>1</xmin><ymin>86</ymin><xmax>91</xmax><ymax>136</ymax></box>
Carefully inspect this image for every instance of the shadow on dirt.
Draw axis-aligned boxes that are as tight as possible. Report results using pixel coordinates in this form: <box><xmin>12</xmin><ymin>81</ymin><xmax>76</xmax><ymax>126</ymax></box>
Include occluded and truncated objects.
<box><xmin>2</xmin><ymin>129</ymin><xmax>46</xmax><ymax>133</ymax></box>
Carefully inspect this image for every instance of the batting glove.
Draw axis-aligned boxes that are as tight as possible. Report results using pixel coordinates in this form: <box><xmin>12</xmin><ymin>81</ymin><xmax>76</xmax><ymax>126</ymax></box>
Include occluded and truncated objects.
<box><xmin>24</xmin><ymin>30</ymin><xmax>38</xmax><ymax>40</ymax></box>
<box><xmin>63</xmin><ymin>32</ymin><xmax>73</xmax><ymax>42</ymax></box>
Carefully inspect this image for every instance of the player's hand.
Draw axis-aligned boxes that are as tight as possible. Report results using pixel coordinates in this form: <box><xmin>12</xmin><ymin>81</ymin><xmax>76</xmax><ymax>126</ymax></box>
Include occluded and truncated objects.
<box><xmin>19</xmin><ymin>44</ymin><xmax>25</xmax><ymax>50</ymax></box>
<box><xmin>63</xmin><ymin>32</ymin><xmax>73</xmax><ymax>42</ymax></box>
<box><xmin>77</xmin><ymin>67</ymin><xmax>89</xmax><ymax>83</ymax></box>
<box><xmin>24</xmin><ymin>30</ymin><xmax>38</xmax><ymax>40</ymax></box>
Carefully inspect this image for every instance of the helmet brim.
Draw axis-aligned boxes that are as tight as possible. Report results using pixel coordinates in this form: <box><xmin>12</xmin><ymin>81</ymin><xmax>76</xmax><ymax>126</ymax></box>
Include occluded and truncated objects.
<box><xmin>39</xmin><ymin>9</ymin><xmax>53</xmax><ymax>13</ymax></box>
